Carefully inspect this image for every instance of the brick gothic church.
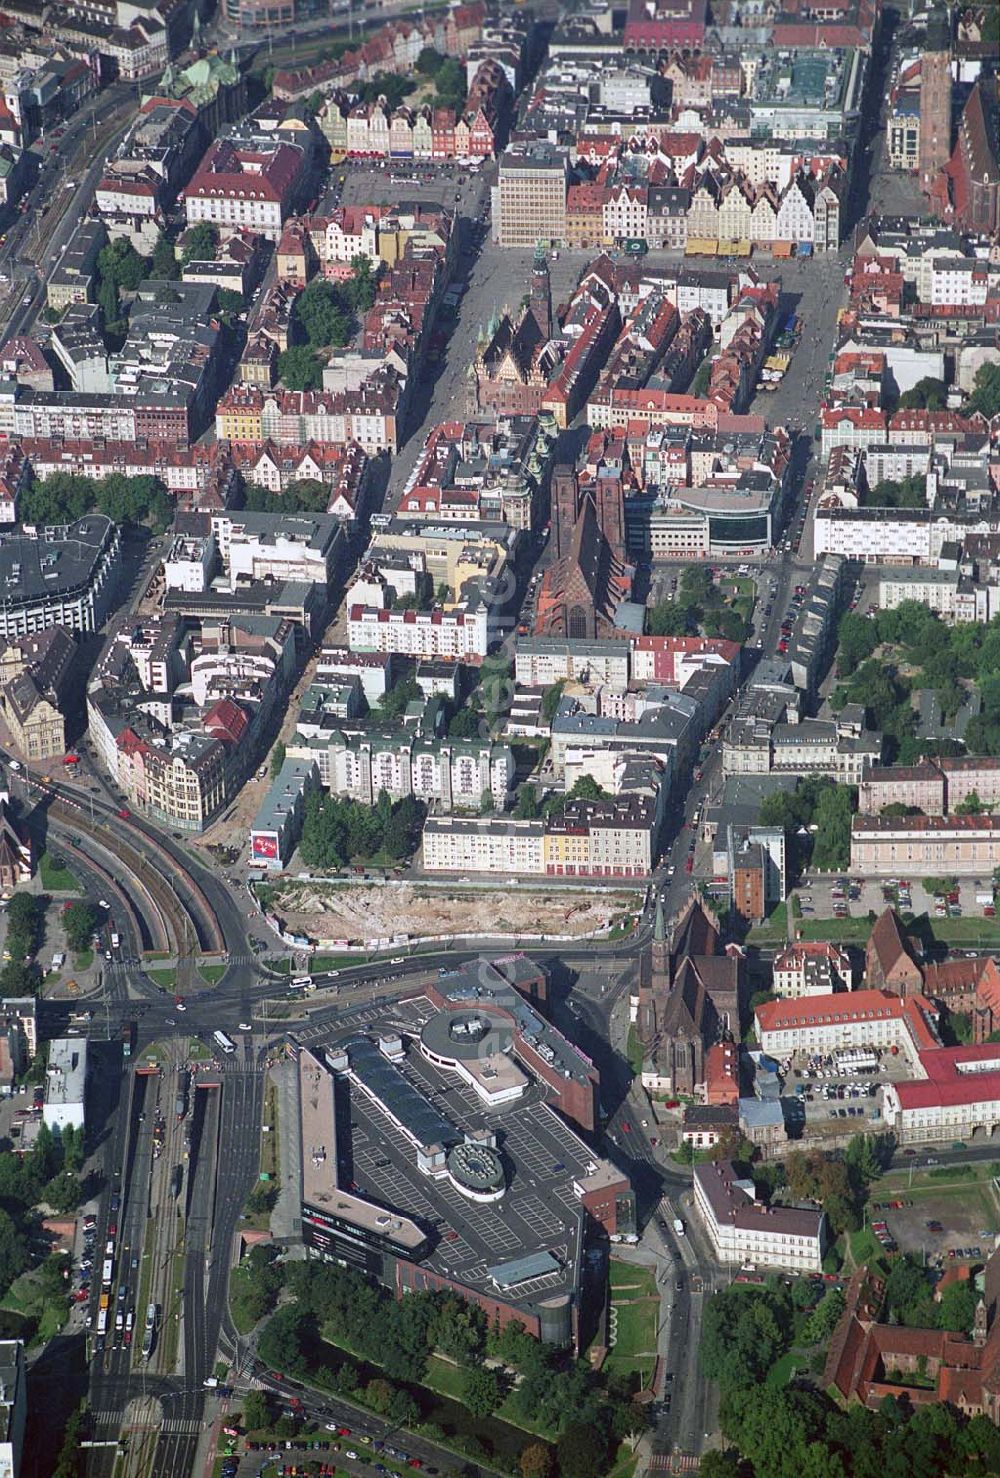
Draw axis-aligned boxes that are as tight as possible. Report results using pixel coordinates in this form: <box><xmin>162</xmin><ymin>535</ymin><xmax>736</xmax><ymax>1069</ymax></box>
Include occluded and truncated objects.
<box><xmin>532</xmin><ymin>445</ymin><xmax>632</xmax><ymax>639</ymax></box>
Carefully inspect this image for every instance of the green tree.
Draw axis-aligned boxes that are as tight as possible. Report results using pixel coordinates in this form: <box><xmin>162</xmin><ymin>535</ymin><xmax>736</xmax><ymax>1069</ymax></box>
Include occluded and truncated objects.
<box><xmin>518</xmin><ymin>1442</ymin><xmax>554</xmax><ymax>1478</ymax></box>
<box><xmin>63</xmin><ymin>902</ymin><xmax>99</xmax><ymax>955</ymax></box>
<box><xmin>836</xmin><ymin>611</ymin><xmax>880</xmax><ymax>677</ymax></box>
<box><xmin>540</xmin><ymin>680</ymin><xmax>566</xmax><ymax>724</ymax></box>
<box><xmin>97</xmin><ymin>275</ymin><xmax>120</xmax><ymax>331</ymax></box>
<box><xmin>376</xmin><ymin>679</ymin><xmax>423</xmax><ymax>722</ymax></box>
<box><xmin>343</xmin><ymin>254</ymin><xmax>376</xmax><ymax>313</ymax></box>
<box><xmin>43</xmin><ymin>1170</ymin><xmax>81</xmax><ymax>1214</ymax></box>
<box><xmin>514</xmin><ymin>786</ymin><xmax>539</xmax><ymax>819</ymax></box>
<box><xmin>810</xmin><ymin>784</ymin><xmax>855</xmax><ymax>871</ymax></box>
<box><xmin>278</xmin><ymin>345</ymin><xmax>323</xmax><ymax>390</ymax></box>
<box><xmin>150</xmin><ymin>234</ymin><xmax>179</xmax><ymax>279</ymax></box>
<box><xmin>415</xmin><ymin>45</ymin><xmax>445</xmax><ymax>75</ymax></box>
<box><xmin>556</xmin><ymin>1423</ymin><xmax>608</xmax><ymax>1478</ymax></box>
<box><xmin>956</xmin><ymin>789</ymin><xmax>985</xmax><ymax>815</ymax></box>
<box><xmin>647</xmin><ymin>600</ymin><xmax>693</xmax><ymax>636</ymax></box>
<box><xmin>937</xmin><ymin>1281</ymin><xmax>977</xmax><ymax>1335</ymax></box>
<box><xmin>0</xmin><ymin>1207</ymin><xmax>28</xmax><ymax>1293</ymax></box>
<box><xmin>217</xmin><ymin>287</ymin><xmax>245</xmax><ymax>316</ymax></box>
<box><xmin>966</xmin><ymin>361</ymin><xmax>1000</xmax><ymax>420</ymax></box>
<box><xmin>98</xmin><ymin>237</ymin><xmax>147</xmax><ymax>292</ymax></box>
<box><xmin>270</xmin><ymin>743</ymin><xmax>286</xmax><ymax>778</ymax></box>
<box><xmin>283</xmin><ymin>479</ymin><xmax>330</xmax><ymax>512</ymax></box>
<box><xmin>52</xmin><ymin>1402</ymin><xmax>87</xmax><ymax>1478</ymax></box>
<box><xmin>803</xmin><ymin>1287</ymin><xmax>845</xmax><ymax>1344</ymax></box>
<box><xmin>897</xmin><ymin>376</ymin><xmax>947</xmax><ymax>411</ymax></box>
<box><xmin>257</xmin><ymin>1305</ymin><xmax>308</xmax><ymax>1375</ymax></box>
<box><xmin>448</xmin><ymin>706</ymin><xmax>483</xmax><ymax>739</ymax></box>
<box><xmin>242</xmin><ymin>1390</ymin><xmax>270</xmax><ymax>1431</ymax></box>
<box><xmin>691</xmin><ymin>358</ymin><xmax>713</xmax><ymax>396</ymax></box>
<box><xmin>433</xmin><ymin>57</ymin><xmax>468</xmax><ymax>112</ymax></box>
<box><xmin>180</xmin><ymin>222</ymin><xmax>219</xmax><ymax>264</ymax></box>
<box><xmin>295</xmin><ymin>278</ymin><xmax>350</xmax><ymax>347</ymax></box>
<box><xmin>461</xmin><ymin>1364</ymin><xmax>502</xmax><ymax>1417</ymax></box>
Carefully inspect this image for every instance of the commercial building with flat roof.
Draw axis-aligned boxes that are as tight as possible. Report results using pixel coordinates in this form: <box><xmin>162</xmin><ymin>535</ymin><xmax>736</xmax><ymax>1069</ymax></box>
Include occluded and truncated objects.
<box><xmin>250</xmin><ymin>757</ymin><xmax>319</xmax><ymax>870</ymax></box>
<box><xmin>294</xmin><ymin>968</ymin><xmax>631</xmax><ymax>1348</ymax></box>
<box><xmin>0</xmin><ymin>516</ymin><xmax>121</xmax><ymax>639</ymax></box>
<box><xmin>496</xmin><ymin>142</ymin><xmax>567</xmax><ymax>247</ymax></box>
<box><xmin>44</xmin><ymin>1037</ymin><xmax>87</xmax><ymax>1132</ymax></box>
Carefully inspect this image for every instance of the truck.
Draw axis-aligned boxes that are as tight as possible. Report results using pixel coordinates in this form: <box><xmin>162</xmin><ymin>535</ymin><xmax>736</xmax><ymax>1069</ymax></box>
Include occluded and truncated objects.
<box><xmin>110</xmin><ymin>932</ymin><xmax>120</xmax><ymax>949</ymax></box>
<box><xmin>101</xmin><ymin>1258</ymin><xmax>113</xmax><ymax>1287</ymax></box>
<box><xmin>673</xmin><ymin>1217</ymin><xmax>685</xmax><ymax>1236</ymax></box>
<box><xmin>976</xmin><ymin>892</ymin><xmax>994</xmax><ymax>906</ymax></box>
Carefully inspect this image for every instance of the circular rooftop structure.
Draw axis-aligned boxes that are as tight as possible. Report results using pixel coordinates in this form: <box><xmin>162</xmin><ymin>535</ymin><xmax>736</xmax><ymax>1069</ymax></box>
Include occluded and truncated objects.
<box><xmin>421</xmin><ymin>1008</ymin><xmax>513</xmax><ymax>1062</ymax></box>
<box><xmin>447</xmin><ymin>1140</ymin><xmax>506</xmax><ymax>1202</ymax></box>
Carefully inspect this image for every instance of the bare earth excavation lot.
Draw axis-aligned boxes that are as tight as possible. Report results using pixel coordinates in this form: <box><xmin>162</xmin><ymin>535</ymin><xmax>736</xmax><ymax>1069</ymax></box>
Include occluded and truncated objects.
<box><xmin>262</xmin><ymin>880</ymin><xmax>643</xmax><ymax>945</ymax></box>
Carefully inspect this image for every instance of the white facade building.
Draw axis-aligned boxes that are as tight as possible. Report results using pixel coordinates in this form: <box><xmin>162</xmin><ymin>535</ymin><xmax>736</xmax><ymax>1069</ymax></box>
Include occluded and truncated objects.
<box><xmin>348</xmin><ymin>602</ymin><xmax>490</xmax><ymax>661</ymax></box>
<box><xmin>694</xmin><ymin>1160</ymin><xmax>826</xmax><ymax>1272</ymax></box>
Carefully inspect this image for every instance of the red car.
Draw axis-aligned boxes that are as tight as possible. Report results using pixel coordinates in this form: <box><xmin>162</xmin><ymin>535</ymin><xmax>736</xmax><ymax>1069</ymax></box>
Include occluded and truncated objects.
<box><xmin>116</xmin><ymin>807</ymin><xmax>130</xmax><ymax>819</ymax></box>
<box><xmin>685</xmin><ymin>857</ymin><xmax>693</xmax><ymax>873</ymax></box>
<box><xmin>621</xmin><ymin>1120</ymin><xmax>630</xmax><ymax>1133</ymax></box>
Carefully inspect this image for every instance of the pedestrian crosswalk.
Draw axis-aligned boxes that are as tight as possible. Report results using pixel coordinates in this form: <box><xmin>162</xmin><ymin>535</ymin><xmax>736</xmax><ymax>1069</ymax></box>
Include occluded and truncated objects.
<box><xmin>91</xmin><ymin>1411</ymin><xmax>203</xmax><ymax>1436</ymax></box>
<box><xmin>161</xmin><ymin>1418</ymin><xmax>203</xmax><ymax>1435</ymax></box>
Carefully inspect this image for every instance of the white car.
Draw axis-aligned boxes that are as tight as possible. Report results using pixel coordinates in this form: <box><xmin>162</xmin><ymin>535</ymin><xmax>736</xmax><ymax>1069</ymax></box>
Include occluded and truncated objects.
<box><xmin>238</xmin><ymin>1022</ymin><xmax>252</xmax><ymax>1032</ymax></box>
<box><xmin>99</xmin><ymin>899</ymin><xmax>110</xmax><ymax>910</ymax></box>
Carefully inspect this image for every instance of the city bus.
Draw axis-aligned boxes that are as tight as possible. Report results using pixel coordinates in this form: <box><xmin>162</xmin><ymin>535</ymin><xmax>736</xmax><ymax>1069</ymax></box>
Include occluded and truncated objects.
<box><xmin>213</xmin><ymin>1030</ymin><xmax>236</xmax><ymax>1055</ymax></box>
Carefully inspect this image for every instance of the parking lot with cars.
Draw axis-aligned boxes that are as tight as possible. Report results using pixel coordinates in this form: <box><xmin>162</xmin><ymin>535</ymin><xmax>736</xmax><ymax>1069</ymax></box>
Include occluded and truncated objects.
<box><xmin>794</xmin><ymin>875</ymin><xmax>997</xmax><ymax>926</ymax></box>
<box><xmin>868</xmin><ymin>1181</ymin><xmax>1000</xmax><ymax>1267</ymax></box>
<box><xmin>777</xmin><ymin>1047</ymin><xmax>912</xmax><ymax>1135</ymax></box>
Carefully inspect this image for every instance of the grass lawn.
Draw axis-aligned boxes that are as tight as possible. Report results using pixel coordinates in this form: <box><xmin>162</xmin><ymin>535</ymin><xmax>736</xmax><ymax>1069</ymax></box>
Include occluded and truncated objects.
<box><xmin>228</xmin><ymin>1266</ymin><xmax>259</xmax><ymax>1337</ymax></box>
<box><xmin>163</xmin><ymin>1227</ymin><xmax>185</xmax><ymax>1370</ymax></box>
<box><xmin>605</xmin><ymin>1445</ymin><xmax>639</xmax><ymax>1478</ymax></box>
<box><xmin>198</xmin><ymin>964</ymin><xmax>227</xmax><ymax>985</ymax></box>
<box><xmin>424</xmin><ymin>1353</ymin><xmax>467</xmax><ymax>1400</ymax></box>
<box><xmin>310</xmin><ymin>953</ymin><xmax>357</xmax><ymax>973</ymax></box>
<box><xmin>610</xmin><ymin>1260</ymin><xmax>657</xmax><ymax>1298</ymax></box>
<box><xmin>931</xmin><ymin>917</ymin><xmax>1000</xmax><ymax>946</ymax></box>
<box><xmin>260</xmin><ymin>1082</ymin><xmax>279</xmax><ymax>1179</ymax></box>
<box><xmin>795</xmin><ymin>916</ymin><xmax>876</xmax><ymax>944</ymax></box>
<box><xmin>766</xmin><ymin>1350</ymin><xmax>801</xmax><ymax>1388</ymax></box>
<box><xmin>73</xmin><ymin>950</ymin><xmax>93</xmax><ymax>971</ymax></box>
<box><xmin>626</xmin><ymin>1026</ymin><xmax>643</xmax><ymax>1077</ymax></box>
<box><xmin>136</xmin><ymin>1220</ymin><xmax>155</xmax><ymax>1329</ymax></box>
<box><xmin>1</xmin><ymin>1271</ymin><xmax>67</xmax><ymax>1346</ymax></box>
<box><xmin>748</xmin><ymin>901</ymin><xmax>790</xmax><ymax>944</ymax></box>
<box><xmin>38</xmin><ymin>851</ymin><xmax>79</xmax><ymax>892</ymax></box>
<box><xmin>848</xmin><ymin>1226</ymin><xmax>888</xmax><ymax>1271</ymax></box>
<box><xmin>189</xmin><ymin>1038</ymin><xmax>212</xmax><ymax>1061</ymax></box>
<box><xmin>147</xmin><ymin>967</ymin><xmax>177</xmax><ymax>989</ymax></box>
<box><xmin>606</xmin><ymin>1259</ymin><xmax>659</xmax><ymax>1384</ymax></box>
<box><xmin>609</xmin><ymin>1296</ymin><xmax>658</xmax><ymax>1357</ymax></box>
